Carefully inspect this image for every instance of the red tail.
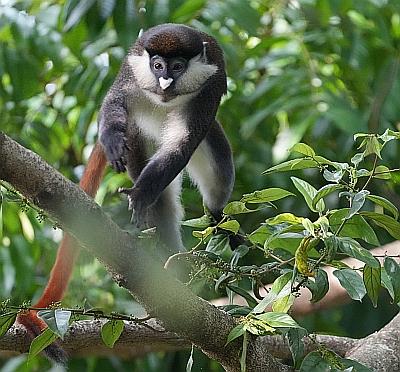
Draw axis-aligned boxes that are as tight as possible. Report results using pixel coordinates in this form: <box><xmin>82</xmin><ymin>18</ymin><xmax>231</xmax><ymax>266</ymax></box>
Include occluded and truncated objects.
<box><xmin>17</xmin><ymin>142</ymin><xmax>108</xmax><ymax>364</ymax></box>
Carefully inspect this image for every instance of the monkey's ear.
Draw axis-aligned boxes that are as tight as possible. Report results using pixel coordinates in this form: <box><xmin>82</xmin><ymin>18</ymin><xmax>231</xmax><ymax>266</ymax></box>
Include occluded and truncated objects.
<box><xmin>200</xmin><ymin>42</ymin><xmax>208</xmax><ymax>63</ymax></box>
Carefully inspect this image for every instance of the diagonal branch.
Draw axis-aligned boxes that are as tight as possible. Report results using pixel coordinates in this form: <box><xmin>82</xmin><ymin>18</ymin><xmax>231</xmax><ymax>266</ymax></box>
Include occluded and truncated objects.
<box><xmin>0</xmin><ymin>131</ymin><xmax>294</xmax><ymax>372</ymax></box>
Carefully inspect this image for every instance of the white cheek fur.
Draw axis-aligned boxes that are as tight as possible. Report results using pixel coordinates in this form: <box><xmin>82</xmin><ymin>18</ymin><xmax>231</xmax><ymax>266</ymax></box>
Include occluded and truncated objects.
<box><xmin>176</xmin><ymin>57</ymin><xmax>218</xmax><ymax>93</ymax></box>
<box><xmin>128</xmin><ymin>51</ymin><xmax>157</xmax><ymax>91</ymax></box>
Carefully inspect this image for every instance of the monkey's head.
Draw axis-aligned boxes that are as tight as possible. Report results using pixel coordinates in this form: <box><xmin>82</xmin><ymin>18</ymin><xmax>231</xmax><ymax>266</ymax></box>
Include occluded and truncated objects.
<box><xmin>127</xmin><ymin>24</ymin><xmax>225</xmax><ymax>104</ymax></box>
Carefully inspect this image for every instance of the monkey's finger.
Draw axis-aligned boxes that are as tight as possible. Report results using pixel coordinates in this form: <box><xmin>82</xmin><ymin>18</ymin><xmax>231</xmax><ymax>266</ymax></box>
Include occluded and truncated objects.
<box><xmin>118</xmin><ymin>187</ymin><xmax>131</xmax><ymax>196</ymax></box>
<box><xmin>110</xmin><ymin>158</ymin><xmax>126</xmax><ymax>173</ymax></box>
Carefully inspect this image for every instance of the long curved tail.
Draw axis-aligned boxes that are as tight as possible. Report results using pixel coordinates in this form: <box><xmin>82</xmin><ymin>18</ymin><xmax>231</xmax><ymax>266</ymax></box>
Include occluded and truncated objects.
<box><xmin>17</xmin><ymin>142</ymin><xmax>108</xmax><ymax>364</ymax></box>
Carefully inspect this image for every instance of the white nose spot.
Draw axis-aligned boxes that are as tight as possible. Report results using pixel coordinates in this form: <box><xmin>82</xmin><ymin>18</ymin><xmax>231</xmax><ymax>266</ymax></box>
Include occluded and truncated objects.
<box><xmin>159</xmin><ymin>77</ymin><xmax>173</xmax><ymax>90</ymax></box>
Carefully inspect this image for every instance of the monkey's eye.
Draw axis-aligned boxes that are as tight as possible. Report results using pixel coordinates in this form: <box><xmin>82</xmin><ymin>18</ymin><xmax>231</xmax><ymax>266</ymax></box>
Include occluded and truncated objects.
<box><xmin>172</xmin><ymin>62</ymin><xmax>184</xmax><ymax>72</ymax></box>
<box><xmin>153</xmin><ymin>62</ymin><xmax>164</xmax><ymax>70</ymax></box>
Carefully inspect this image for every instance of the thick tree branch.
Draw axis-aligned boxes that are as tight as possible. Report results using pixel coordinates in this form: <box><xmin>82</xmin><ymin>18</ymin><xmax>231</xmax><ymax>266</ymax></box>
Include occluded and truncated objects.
<box><xmin>0</xmin><ymin>132</ymin><xmax>294</xmax><ymax>372</ymax></box>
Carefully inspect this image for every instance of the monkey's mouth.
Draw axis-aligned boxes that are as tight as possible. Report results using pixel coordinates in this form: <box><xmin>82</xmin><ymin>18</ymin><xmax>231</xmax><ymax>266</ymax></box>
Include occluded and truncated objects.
<box><xmin>157</xmin><ymin>91</ymin><xmax>177</xmax><ymax>102</ymax></box>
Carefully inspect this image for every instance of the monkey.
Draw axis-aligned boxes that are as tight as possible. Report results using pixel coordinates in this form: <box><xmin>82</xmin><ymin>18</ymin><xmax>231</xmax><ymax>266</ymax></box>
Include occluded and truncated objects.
<box><xmin>17</xmin><ymin>23</ymin><xmax>235</xmax><ymax>364</ymax></box>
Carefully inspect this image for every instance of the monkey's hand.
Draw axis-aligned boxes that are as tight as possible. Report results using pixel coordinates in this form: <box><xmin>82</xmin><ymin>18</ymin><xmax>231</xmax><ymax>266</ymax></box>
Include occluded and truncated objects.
<box><xmin>118</xmin><ymin>186</ymin><xmax>149</xmax><ymax>227</ymax></box>
<box><xmin>101</xmin><ymin>130</ymin><xmax>131</xmax><ymax>173</ymax></box>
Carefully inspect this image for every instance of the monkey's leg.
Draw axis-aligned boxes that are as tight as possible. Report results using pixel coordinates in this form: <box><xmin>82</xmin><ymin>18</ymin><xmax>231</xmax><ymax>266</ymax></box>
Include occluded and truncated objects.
<box><xmin>147</xmin><ymin>175</ymin><xmax>185</xmax><ymax>257</ymax></box>
<box><xmin>186</xmin><ymin>121</ymin><xmax>234</xmax><ymax>220</ymax></box>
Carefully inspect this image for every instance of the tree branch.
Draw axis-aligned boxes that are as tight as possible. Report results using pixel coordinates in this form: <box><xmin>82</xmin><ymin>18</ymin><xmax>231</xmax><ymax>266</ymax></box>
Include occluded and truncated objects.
<box><xmin>0</xmin><ymin>131</ymin><xmax>294</xmax><ymax>372</ymax></box>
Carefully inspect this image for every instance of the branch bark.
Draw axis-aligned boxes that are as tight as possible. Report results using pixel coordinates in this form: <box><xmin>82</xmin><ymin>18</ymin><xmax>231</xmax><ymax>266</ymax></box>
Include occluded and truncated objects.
<box><xmin>2</xmin><ymin>131</ymin><xmax>400</xmax><ymax>371</ymax></box>
<box><xmin>0</xmin><ymin>131</ymin><xmax>294</xmax><ymax>371</ymax></box>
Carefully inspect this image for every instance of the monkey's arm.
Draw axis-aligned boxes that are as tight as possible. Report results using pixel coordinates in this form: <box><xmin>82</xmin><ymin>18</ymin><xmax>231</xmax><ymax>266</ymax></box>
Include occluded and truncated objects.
<box><xmin>98</xmin><ymin>67</ymin><xmax>132</xmax><ymax>174</ymax></box>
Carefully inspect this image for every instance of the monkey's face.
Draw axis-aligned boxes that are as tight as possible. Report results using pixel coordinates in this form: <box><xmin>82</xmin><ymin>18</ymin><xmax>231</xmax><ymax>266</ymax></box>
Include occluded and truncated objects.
<box><xmin>149</xmin><ymin>54</ymin><xmax>188</xmax><ymax>99</ymax></box>
<box><xmin>128</xmin><ymin>49</ymin><xmax>218</xmax><ymax>105</ymax></box>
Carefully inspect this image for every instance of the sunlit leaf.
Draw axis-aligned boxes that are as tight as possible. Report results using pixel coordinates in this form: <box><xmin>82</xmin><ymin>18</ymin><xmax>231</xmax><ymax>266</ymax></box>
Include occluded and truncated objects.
<box><xmin>102</xmin><ymin>319</ymin><xmax>124</xmax><ymax>348</ymax></box>
<box><xmin>291</xmin><ymin>177</ymin><xmax>325</xmax><ymax>213</ymax></box>
<box><xmin>262</xmin><ymin>156</ymin><xmax>333</xmax><ymax>174</ymax></box>
<box><xmin>252</xmin><ymin>272</ymin><xmax>292</xmax><ymax>313</ymax></box>
<box><xmin>241</xmin><ymin>188</ymin><xmax>295</xmax><ymax>204</ymax></box>
<box><xmin>223</xmin><ymin>201</ymin><xmax>264</xmax><ymax>215</ymax></box>
<box><xmin>182</xmin><ymin>215</ymin><xmax>212</xmax><ymax>228</ymax></box>
<box><xmin>272</xmin><ymin>294</ymin><xmax>295</xmax><ymax>313</ymax></box>
<box><xmin>373</xmin><ymin>165</ymin><xmax>392</xmax><ymax>179</ymax></box>
<box><xmin>266</xmin><ymin>213</ymin><xmax>303</xmax><ymax>225</ymax></box>
<box><xmin>289</xmin><ymin>143</ymin><xmax>315</xmax><ymax>157</ymax></box>
<box><xmin>219</xmin><ymin>220</ymin><xmax>240</xmax><ymax>234</ymax></box>
<box><xmin>256</xmin><ymin>312</ymin><xmax>302</xmax><ymax>328</ymax></box>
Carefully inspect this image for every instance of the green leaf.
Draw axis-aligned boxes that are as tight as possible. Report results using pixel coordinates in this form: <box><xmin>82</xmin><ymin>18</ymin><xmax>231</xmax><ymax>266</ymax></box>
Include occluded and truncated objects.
<box><xmin>252</xmin><ymin>272</ymin><xmax>292</xmax><ymax>313</ymax></box>
<box><xmin>37</xmin><ymin>309</ymin><xmax>71</xmax><ymax>340</ymax></box>
<box><xmin>28</xmin><ymin>328</ymin><xmax>58</xmax><ymax>362</ymax></box>
<box><xmin>227</xmin><ymin>285</ymin><xmax>258</xmax><ymax>308</ymax></box>
<box><xmin>206</xmin><ymin>234</ymin><xmax>230</xmax><ymax>255</ymax></box>
<box><xmin>373</xmin><ymin>165</ymin><xmax>392</xmax><ymax>179</ymax></box>
<box><xmin>299</xmin><ymin>352</ymin><xmax>331</xmax><ymax>371</ymax></box>
<box><xmin>323</xmin><ymin>169</ymin><xmax>345</xmax><ymax>182</ymax></box>
<box><xmin>329</xmin><ymin>209</ymin><xmax>380</xmax><ymax>246</ymax></box>
<box><xmin>379</xmin><ymin>128</ymin><xmax>400</xmax><ymax>142</ymax></box>
<box><xmin>333</xmin><ymin>269</ymin><xmax>366</xmax><ymax>301</ymax></box>
<box><xmin>256</xmin><ymin>312</ymin><xmax>302</xmax><ymax>328</ymax></box>
<box><xmin>241</xmin><ymin>188</ymin><xmax>295</xmax><ymax>204</ymax></box>
<box><xmin>225</xmin><ymin>324</ymin><xmax>245</xmax><ymax>346</ymax></box>
<box><xmin>266</xmin><ymin>213</ymin><xmax>304</xmax><ymax>225</ymax></box>
<box><xmin>262</xmin><ymin>156</ymin><xmax>333</xmax><ymax>174</ymax></box>
<box><xmin>291</xmin><ymin>177</ymin><xmax>325</xmax><ymax>213</ymax></box>
<box><xmin>341</xmin><ymin>190</ymin><xmax>370</xmax><ymax>219</ymax></box>
<box><xmin>351</xmin><ymin>152</ymin><xmax>365</xmax><ymax>166</ymax></box>
<box><xmin>0</xmin><ymin>313</ymin><xmax>17</xmax><ymax>339</ymax></box>
<box><xmin>360</xmin><ymin>211</ymin><xmax>400</xmax><ymax>240</ymax></box>
<box><xmin>289</xmin><ymin>143</ymin><xmax>315</xmax><ymax>157</ymax></box>
<box><xmin>272</xmin><ymin>294</ymin><xmax>295</xmax><ymax>313</ymax></box>
<box><xmin>230</xmin><ymin>245</ymin><xmax>249</xmax><ymax>267</ymax></box>
<box><xmin>307</xmin><ymin>269</ymin><xmax>329</xmax><ymax>303</ymax></box>
<box><xmin>336</xmin><ymin>236</ymin><xmax>379</xmax><ymax>268</ymax></box>
<box><xmin>219</xmin><ymin>220</ymin><xmax>240</xmax><ymax>234</ymax></box>
<box><xmin>192</xmin><ymin>226</ymin><xmax>214</xmax><ymax>240</ymax></box>
<box><xmin>223</xmin><ymin>201</ymin><xmax>263</xmax><ymax>214</ymax></box>
<box><xmin>323</xmin><ymin>235</ymin><xmax>339</xmax><ymax>263</ymax></box>
<box><xmin>182</xmin><ymin>215</ymin><xmax>212</xmax><ymax>228</ymax></box>
<box><xmin>287</xmin><ymin>327</ymin><xmax>308</xmax><ymax>369</ymax></box>
<box><xmin>340</xmin><ymin>358</ymin><xmax>374</xmax><ymax>371</ymax></box>
<box><xmin>366</xmin><ymin>195</ymin><xmax>398</xmax><ymax>219</ymax></box>
<box><xmin>312</xmin><ymin>184</ymin><xmax>344</xmax><ymax>209</ymax></box>
<box><xmin>383</xmin><ymin>257</ymin><xmax>400</xmax><ymax>304</ymax></box>
<box><xmin>363</xmin><ymin>264</ymin><xmax>381</xmax><ymax>307</ymax></box>
<box><xmin>101</xmin><ymin>319</ymin><xmax>124</xmax><ymax>348</ymax></box>
<box><xmin>365</xmin><ymin>136</ymin><xmax>382</xmax><ymax>158</ymax></box>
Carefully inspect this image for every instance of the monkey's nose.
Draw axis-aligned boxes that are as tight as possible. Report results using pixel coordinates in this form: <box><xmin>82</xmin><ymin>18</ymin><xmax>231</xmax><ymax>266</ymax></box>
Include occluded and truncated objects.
<box><xmin>159</xmin><ymin>77</ymin><xmax>173</xmax><ymax>90</ymax></box>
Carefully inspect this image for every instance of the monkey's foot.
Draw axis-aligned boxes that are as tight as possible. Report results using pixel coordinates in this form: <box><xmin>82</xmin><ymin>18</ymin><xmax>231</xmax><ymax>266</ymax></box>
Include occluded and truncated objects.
<box><xmin>118</xmin><ymin>187</ymin><xmax>148</xmax><ymax>227</ymax></box>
